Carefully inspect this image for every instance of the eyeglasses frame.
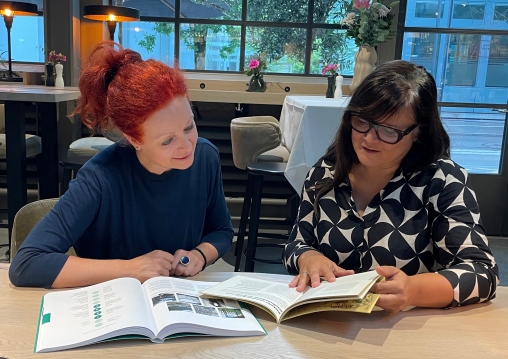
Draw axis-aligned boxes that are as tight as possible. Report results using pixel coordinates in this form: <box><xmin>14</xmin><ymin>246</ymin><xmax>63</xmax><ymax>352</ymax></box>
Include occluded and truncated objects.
<box><xmin>350</xmin><ymin>117</ymin><xmax>419</xmax><ymax>144</ymax></box>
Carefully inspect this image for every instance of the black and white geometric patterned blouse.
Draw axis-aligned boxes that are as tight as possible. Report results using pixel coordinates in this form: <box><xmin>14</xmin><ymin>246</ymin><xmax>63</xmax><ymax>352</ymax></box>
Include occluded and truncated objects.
<box><xmin>283</xmin><ymin>157</ymin><xmax>499</xmax><ymax>307</ymax></box>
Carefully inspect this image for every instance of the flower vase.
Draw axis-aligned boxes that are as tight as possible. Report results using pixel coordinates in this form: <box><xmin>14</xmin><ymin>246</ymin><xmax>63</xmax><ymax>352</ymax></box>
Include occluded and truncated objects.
<box><xmin>325</xmin><ymin>75</ymin><xmax>335</xmax><ymax>98</ymax></box>
<box><xmin>45</xmin><ymin>63</ymin><xmax>55</xmax><ymax>87</ymax></box>
<box><xmin>350</xmin><ymin>46</ymin><xmax>377</xmax><ymax>93</ymax></box>
<box><xmin>54</xmin><ymin>63</ymin><xmax>64</xmax><ymax>88</ymax></box>
<box><xmin>334</xmin><ymin>75</ymin><xmax>343</xmax><ymax>98</ymax></box>
<box><xmin>247</xmin><ymin>73</ymin><xmax>266</xmax><ymax>92</ymax></box>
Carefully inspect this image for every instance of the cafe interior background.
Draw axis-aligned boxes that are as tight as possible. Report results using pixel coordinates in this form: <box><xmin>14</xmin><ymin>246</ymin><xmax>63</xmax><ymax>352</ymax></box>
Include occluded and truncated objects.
<box><xmin>0</xmin><ymin>0</ymin><xmax>507</xmax><ymax>278</ymax></box>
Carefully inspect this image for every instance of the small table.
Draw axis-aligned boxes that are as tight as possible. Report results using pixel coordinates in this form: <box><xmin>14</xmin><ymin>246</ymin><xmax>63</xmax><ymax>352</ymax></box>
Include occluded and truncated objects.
<box><xmin>0</xmin><ymin>85</ymin><xmax>80</xmax><ymax>238</ymax></box>
<box><xmin>279</xmin><ymin>95</ymin><xmax>350</xmax><ymax>193</ymax></box>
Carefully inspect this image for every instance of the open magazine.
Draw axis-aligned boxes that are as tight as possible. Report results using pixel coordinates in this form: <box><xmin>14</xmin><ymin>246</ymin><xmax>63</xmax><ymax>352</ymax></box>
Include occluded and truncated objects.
<box><xmin>201</xmin><ymin>271</ymin><xmax>382</xmax><ymax>323</ymax></box>
<box><xmin>35</xmin><ymin>276</ymin><xmax>266</xmax><ymax>353</ymax></box>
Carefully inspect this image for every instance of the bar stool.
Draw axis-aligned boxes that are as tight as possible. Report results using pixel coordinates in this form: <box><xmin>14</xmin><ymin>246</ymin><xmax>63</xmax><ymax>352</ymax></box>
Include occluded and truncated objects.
<box><xmin>230</xmin><ymin>116</ymin><xmax>298</xmax><ymax>272</ymax></box>
<box><xmin>59</xmin><ymin>137</ymin><xmax>116</xmax><ymax>194</ymax></box>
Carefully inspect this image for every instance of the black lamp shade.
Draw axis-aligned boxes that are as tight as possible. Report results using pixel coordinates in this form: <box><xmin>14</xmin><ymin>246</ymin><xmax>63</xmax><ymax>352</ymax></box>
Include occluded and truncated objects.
<box><xmin>83</xmin><ymin>5</ymin><xmax>140</xmax><ymax>22</ymax></box>
<box><xmin>0</xmin><ymin>1</ymin><xmax>38</xmax><ymax>16</ymax></box>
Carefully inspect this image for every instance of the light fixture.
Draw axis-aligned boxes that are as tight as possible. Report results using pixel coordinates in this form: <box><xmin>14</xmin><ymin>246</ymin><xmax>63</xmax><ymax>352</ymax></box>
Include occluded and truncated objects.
<box><xmin>83</xmin><ymin>5</ymin><xmax>140</xmax><ymax>41</ymax></box>
<box><xmin>0</xmin><ymin>1</ymin><xmax>38</xmax><ymax>82</ymax></box>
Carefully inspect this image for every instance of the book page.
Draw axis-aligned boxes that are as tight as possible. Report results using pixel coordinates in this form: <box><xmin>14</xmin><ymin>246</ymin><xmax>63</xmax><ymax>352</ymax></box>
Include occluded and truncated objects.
<box><xmin>200</xmin><ymin>275</ymin><xmax>300</xmax><ymax>322</ymax></box>
<box><xmin>282</xmin><ymin>293</ymin><xmax>380</xmax><ymax>321</ymax></box>
<box><xmin>36</xmin><ymin>277</ymin><xmax>155</xmax><ymax>353</ymax></box>
<box><xmin>294</xmin><ymin>271</ymin><xmax>381</xmax><ymax>305</ymax></box>
<box><xmin>142</xmin><ymin>276</ymin><xmax>266</xmax><ymax>340</ymax></box>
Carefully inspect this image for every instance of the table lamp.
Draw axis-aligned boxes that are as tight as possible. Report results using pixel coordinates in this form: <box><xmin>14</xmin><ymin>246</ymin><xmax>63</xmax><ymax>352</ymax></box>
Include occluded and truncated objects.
<box><xmin>83</xmin><ymin>5</ymin><xmax>140</xmax><ymax>41</ymax></box>
<box><xmin>0</xmin><ymin>1</ymin><xmax>38</xmax><ymax>82</ymax></box>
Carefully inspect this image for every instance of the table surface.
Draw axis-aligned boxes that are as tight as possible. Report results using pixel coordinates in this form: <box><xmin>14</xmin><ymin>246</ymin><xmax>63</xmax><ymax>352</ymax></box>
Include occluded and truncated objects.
<box><xmin>1</xmin><ymin>264</ymin><xmax>507</xmax><ymax>358</ymax></box>
<box><xmin>0</xmin><ymin>84</ymin><xmax>80</xmax><ymax>103</ymax></box>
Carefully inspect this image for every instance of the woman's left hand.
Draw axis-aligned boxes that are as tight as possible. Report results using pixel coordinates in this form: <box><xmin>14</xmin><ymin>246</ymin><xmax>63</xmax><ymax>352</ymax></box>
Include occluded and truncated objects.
<box><xmin>371</xmin><ymin>266</ymin><xmax>417</xmax><ymax>313</ymax></box>
<box><xmin>170</xmin><ymin>249</ymin><xmax>205</xmax><ymax>277</ymax></box>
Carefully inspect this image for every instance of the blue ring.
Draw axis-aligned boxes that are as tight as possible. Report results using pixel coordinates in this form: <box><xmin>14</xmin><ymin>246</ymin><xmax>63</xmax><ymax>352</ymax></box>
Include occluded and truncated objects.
<box><xmin>179</xmin><ymin>256</ymin><xmax>190</xmax><ymax>266</ymax></box>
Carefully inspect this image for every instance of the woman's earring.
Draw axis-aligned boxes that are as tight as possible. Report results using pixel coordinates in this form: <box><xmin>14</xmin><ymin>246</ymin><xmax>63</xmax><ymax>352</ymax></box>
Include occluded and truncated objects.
<box><xmin>135</xmin><ymin>146</ymin><xmax>140</xmax><ymax>150</ymax></box>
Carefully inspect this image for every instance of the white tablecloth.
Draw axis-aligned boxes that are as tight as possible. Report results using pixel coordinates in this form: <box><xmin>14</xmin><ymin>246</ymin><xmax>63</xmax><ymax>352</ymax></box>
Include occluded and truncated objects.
<box><xmin>280</xmin><ymin>95</ymin><xmax>350</xmax><ymax>193</ymax></box>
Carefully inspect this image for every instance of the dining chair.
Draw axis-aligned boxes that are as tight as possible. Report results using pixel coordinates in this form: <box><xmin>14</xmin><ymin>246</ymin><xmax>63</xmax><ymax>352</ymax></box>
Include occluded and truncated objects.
<box><xmin>10</xmin><ymin>198</ymin><xmax>76</xmax><ymax>260</ymax></box>
<box><xmin>230</xmin><ymin>116</ymin><xmax>298</xmax><ymax>272</ymax></box>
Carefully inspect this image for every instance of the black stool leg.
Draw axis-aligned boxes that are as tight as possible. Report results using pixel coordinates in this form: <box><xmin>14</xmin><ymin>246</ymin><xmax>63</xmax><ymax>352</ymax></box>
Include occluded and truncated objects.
<box><xmin>61</xmin><ymin>167</ymin><xmax>73</xmax><ymax>195</ymax></box>
<box><xmin>244</xmin><ymin>172</ymin><xmax>263</xmax><ymax>272</ymax></box>
<box><xmin>234</xmin><ymin>173</ymin><xmax>254</xmax><ymax>271</ymax></box>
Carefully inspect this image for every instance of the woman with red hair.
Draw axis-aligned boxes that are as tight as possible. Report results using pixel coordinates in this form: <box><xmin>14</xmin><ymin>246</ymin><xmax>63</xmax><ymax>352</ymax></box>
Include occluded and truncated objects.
<box><xmin>9</xmin><ymin>42</ymin><xmax>233</xmax><ymax>288</ymax></box>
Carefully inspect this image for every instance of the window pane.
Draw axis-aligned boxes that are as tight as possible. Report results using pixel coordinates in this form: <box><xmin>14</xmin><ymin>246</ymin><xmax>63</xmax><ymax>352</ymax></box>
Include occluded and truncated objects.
<box><xmin>179</xmin><ymin>24</ymin><xmax>240</xmax><ymax>71</ymax></box>
<box><xmin>245</xmin><ymin>26</ymin><xmax>306</xmax><ymax>74</ymax></box>
<box><xmin>247</xmin><ymin>0</ymin><xmax>308</xmax><ymax>22</ymax></box>
<box><xmin>486</xmin><ymin>35</ymin><xmax>508</xmax><ymax>87</ymax></box>
<box><xmin>415</xmin><ymin>1</ymin><xmax>444</xmax><ymax>18</ymax></box>
<box><xmin>0</xmin><ymin>15</ymin><xmax>44</xmax><ymax>63</ymax></box>
<box><xmin>120</xmin><ymin>22</ymin><xmax>175</xmax><ymax>64</ymax></box>
<box><xmin>442</xmin><ymin>107</ymin><xmax>505</xmax><ymax>174</ymax></box>
<box><xmin>312</xmin><ymin>0</ymin><xmax>342</xmax><ymax>24</ymax></box>
<box><xmin>405</xmin><ymin>0</ymin><xmax>508</xmax><ymax>30</ymax></box>
<box><xmin>494</xmin><ymin>5</ymin><xmax>508</xmax><ymax>20</ymax></box>
<box><xmin>180</xmin><ymin>0</ymin><xmax>240</xmax><ymax>20</ymax></box>
<box><xmin>402</xmin><ymin>32</ymin><xmax>508</xmax><ymax>105</ymax></box>
<box><xmin>452</xmin><ymin>4</ymin><xmax>484</xmax><ymax>20</ymax></box>
<box><xmin>310</xmin><ymin>28</ymin><xmax>356</xmax><ymax>76</ymax></box>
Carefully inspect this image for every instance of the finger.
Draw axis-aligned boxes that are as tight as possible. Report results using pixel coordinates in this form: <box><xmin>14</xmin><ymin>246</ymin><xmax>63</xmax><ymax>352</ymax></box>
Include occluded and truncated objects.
<box><xmin>309</xmin><ymin>271</ymin><xmax>322</xmax><ymax>289</ymax></box>
<box><xmin>333</xmin><ymin>267</ymin><xmax>355</xmax><ymax>277</ymax></box>
<box><xmin>375</xmin><ymin>294</ymin><xmax>401</xmax><ymax>313</ymax></box>
<box><xmin>375</xmin><ymin>265</ymin><xmax>400</xmax><ymax>279</ymax></box>
<box><xmin>288</xmin><ymin>276</ymin><xmax>300</xmax><ymax>288</ymax></box>
<box><xmin>322</xmin><ymin>266</ymin><xmax>337</xmax><ymax>284</ymax></box>
<box><xmin>296</xmin><ymin>272</ymin><xmax>311</xmax><ymax>292</ymax></box>
<box><xmin>372</xmin><ymin>281</ymin><xmax>400</xmax><ymax>295</ymax></box>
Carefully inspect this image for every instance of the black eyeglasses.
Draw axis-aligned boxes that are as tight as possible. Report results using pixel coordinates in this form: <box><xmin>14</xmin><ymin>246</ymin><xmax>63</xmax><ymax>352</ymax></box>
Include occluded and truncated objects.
<box><xmin>350</xmin><ymin>117</ymin><xmax>419</xmax><ymax>144</ymax></box>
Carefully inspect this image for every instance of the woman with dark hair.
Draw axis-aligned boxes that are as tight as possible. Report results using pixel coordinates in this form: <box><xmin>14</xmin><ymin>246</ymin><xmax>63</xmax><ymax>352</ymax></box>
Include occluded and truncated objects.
<box><xmin>9</xmin><ymin>42</ymin><xmax>233</xmax><ymax>288</ymax></box>
<box><xmin>283</xmin><ymin>60</ymin><xmax>498</xmax><ymax>312</ymax></box>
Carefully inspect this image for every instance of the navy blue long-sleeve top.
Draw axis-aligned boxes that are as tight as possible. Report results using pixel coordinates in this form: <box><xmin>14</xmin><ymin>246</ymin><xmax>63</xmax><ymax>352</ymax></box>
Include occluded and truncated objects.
<box><xmin>9</xmin><ymin>138</ymin><xmax>233</xmax><ymax>288</ymax></box>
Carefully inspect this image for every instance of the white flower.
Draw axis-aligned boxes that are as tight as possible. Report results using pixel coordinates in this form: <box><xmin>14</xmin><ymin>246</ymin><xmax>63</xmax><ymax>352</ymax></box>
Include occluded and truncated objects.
<box><xmin>340</xmin><ymin>12</ymin><xmax>356</xmax><ymax>26</ymax></box>
<box><xmin>378</xmin><ymin>5</ymin><xmax>391</xmax><ymax>17</ymax></box>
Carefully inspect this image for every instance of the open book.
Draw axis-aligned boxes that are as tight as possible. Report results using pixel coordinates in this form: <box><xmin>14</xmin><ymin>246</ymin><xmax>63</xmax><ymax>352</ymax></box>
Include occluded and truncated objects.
<box><xmin>35</xmin><ymin>276</ymin><xmax>266</xmax><ymax>353</ymax></box>
<box><xmin>201</xmin><ymin>271</ymin><xmax>382</xmax><ymax>323</ymax></box>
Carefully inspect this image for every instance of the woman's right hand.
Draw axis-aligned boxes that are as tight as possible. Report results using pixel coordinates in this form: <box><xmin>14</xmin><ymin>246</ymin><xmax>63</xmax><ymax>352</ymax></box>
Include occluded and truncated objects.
<box><xmin>288</xmin><ymin>251</ymin><xmax>354</xmax><ymax>292</ymax></box>
<box><xmin>128</xmin><ymin>250</ymin><xmax>175</xmax><ymax>282</ymax></box>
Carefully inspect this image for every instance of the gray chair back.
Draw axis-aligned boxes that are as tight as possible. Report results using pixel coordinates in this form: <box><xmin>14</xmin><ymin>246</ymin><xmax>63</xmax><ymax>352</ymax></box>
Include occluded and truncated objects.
<box><xmin>230</xmin><ymin>116</ymin><xmax>284</xmax><ymax>170</ymax></box>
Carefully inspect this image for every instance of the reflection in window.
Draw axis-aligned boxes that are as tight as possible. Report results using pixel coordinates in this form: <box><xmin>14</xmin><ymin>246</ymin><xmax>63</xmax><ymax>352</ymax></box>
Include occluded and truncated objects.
<box><xmin>415</xmin><ymin>1</ymin><xmax>444</xmax><ymax>18</ymax></box>
<box><xmin>486</xmin><ymin>35</ymin><xmax>508</xmax><ymax>87</ymax></box>
<box><xmin>446</xmin><ymin>34</ymin><xmax>480</xmax><ymax>86</ymax></box>
<box><xmin>494</xmin><ymin>5</ymin><xmax>508</xmax><ymax>21</ymax></box>
<box><xmin>452</xmin><ymin>4</ymin><xmax>485</xmax><ymax>20</ymax></box>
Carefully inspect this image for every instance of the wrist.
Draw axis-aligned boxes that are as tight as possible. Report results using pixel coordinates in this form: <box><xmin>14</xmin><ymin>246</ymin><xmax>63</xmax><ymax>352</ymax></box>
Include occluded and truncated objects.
<box><xmin>192</xmin><ymin>247</ymin><xmax>208</xmax><ymax>271</ymax></box>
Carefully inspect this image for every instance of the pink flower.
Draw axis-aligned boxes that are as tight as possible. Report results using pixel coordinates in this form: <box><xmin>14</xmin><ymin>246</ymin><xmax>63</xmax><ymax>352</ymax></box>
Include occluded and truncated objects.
<box><xmin>322</xmin><ymin>64</ymin><xmax>338</xmax><ymax>75</ymax></box>
<box><xmin>248</xmin><ymin>59</ymin><xmax>260</xmax><ymax>69</ymax></box>
<box><xmin>353</xmin><ymin>0</ymin><xmax>371</xmax><ymax>9</ymax></box>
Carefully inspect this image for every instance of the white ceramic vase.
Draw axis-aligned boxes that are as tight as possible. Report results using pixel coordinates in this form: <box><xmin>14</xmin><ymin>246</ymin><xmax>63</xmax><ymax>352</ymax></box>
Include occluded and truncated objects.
<box><xmin>349</xmin><ymin>46</ymin><xmax>377</xmax><ymax>93</ymax></box>
<box><xmin>334</xmin><ymin>75</ymin><xmax>343</xmax><ymax>98</ymax></box>
<box><xmin>54</xmin><ymin>63</ymin><xmax>64</xmax><ymax>88</ymax></box>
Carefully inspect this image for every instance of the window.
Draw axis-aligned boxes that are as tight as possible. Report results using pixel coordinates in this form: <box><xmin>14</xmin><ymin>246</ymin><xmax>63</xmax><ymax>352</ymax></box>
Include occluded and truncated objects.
<box><xmin>400</xmin><ymin>0</ymin><xmax>508</xmax><ymax>174</ymax></box>
<box><xmin>119</xmin><ymin>0</ymin><xmax>355</xmax><ymax>75</ymax></box>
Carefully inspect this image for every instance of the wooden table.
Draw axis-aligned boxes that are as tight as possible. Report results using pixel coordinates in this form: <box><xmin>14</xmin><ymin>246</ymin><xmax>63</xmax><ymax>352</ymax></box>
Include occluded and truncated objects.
<box><xmin>0</xmin><ymin>85</ymin><xmax>80</xmax><ymax>239</ymax></box>
<box><xmin>1</xmin><ymin>264</ymin><xmax>507</xmax><ymax>358</ymax></box>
